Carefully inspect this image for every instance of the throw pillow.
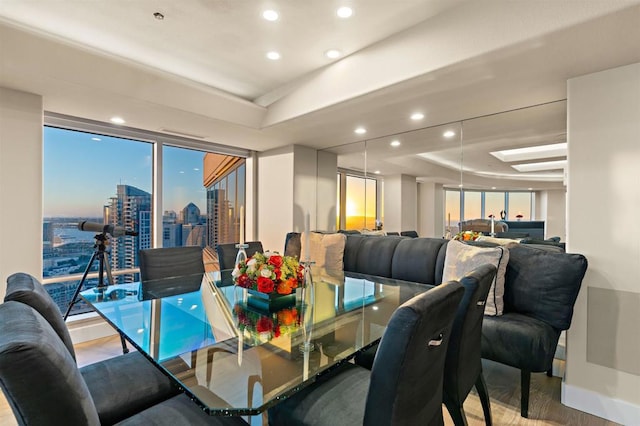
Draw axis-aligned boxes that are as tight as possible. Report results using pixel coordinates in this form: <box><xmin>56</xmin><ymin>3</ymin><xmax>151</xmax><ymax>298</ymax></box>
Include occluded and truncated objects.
<box><xmin>442</xmin><ymin>240</ymin><xmax>509</xmax><ymax>316</ymax></box>
<box><xmin>476</xmin><ymin>236</ymin><xmax>521</xmax><ymax>246</ymax></box>
<box><xmin>300</xmin><ymin>232</ymin><xmax>347</xmax><ymax>270</ymax></box>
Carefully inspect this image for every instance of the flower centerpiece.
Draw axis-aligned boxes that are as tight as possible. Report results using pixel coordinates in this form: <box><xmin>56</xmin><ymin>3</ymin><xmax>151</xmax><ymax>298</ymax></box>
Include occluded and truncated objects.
<box><xmin>453</xmin><ymin>230</ymin><xmax>483</xmax><ymax>241</ymax></box>
<box><xmin>232</xmin><ymin>251</ymin><xmax>304</xmax><ymax>295</ymax></box>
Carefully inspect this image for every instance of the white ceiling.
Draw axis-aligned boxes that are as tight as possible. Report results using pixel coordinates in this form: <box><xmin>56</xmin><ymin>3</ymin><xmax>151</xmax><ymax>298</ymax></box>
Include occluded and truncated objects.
<box><xmin>1</xmin><ymin>0</ymin><xmax>640</xmax><ymax>190</ymax></box>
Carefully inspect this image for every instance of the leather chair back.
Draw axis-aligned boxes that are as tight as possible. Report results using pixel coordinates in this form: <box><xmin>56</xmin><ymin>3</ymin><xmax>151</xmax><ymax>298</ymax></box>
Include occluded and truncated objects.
<box><xmin>364</xmin><ymin>280</ymin><xmax>464</xmax><ymax>426</ymax></box>
<box><xmin>443</xmin><ymin>264</ymin><xmax>496</xmax><ymax>405</ymax></box>
<box><xmin>0</xmin><ymin>301</ymin><xmax>101</xmax><ymax>425</ymax></box>
<box><xmin>4</xmin><ymin>272</ymin><xmax>77</xmax><ymax>360</ymax></box>
<box><xmin>139</xmin><ymin>246</ymin><xmax>205</xmax><ymax>282</ymax></box>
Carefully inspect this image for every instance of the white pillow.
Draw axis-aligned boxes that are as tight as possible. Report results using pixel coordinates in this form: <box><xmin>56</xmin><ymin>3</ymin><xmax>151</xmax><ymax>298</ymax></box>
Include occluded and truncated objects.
<box><xmin>442</xmin><ymin>240</ymin><xmax>509</xmax><ymax>316</ymax></box>
<box><xmin>476</xmin><ymin>236</ymin><xmax>521</xmax><ymax>246</ymax></box>
<box><xmin>300</xmin><ymin>232</ymin><xmax>347</xmax><ymax>270</ymax></box>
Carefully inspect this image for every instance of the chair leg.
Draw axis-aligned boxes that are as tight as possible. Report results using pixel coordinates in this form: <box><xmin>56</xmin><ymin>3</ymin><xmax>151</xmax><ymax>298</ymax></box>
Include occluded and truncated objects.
<box><xmin>475</xmin><ymin>373</ymin><xmax>492</xmax><ymax>426</ymax></box>
<box><xmin>119</xmin><ymin>333</ymin><xmax>129</xmax><ymax>354</ymax></box>
<box><xmin>546</xmin><ymin>367</ymin><xmax>553</xmax><ymax>377</ymax></box>
<box><xmin>520</xmin><ymin>369</ymin><xmax>531</xmax><ymax>418</ymax></box>
<box><xmin>443</xmin><ymin>398</ymin><xmax>468</xmax><ymax>426</ymax></box>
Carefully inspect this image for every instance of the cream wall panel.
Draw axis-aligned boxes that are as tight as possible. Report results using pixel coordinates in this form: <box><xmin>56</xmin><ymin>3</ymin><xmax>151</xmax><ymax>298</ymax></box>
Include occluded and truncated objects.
<box><xmin>565</xmin><ymin>62</ymin><xmax>640</xmax><ymax>424</ymax></box>
<box><xmin>257</xmin><ymin>146</ymin><xmax>294</xmax><ymax>254</ymax></box>
<box><xmin>0</xmin><ymin>87</ymin><xmax>43</xmax><ymax>299</ymax></box>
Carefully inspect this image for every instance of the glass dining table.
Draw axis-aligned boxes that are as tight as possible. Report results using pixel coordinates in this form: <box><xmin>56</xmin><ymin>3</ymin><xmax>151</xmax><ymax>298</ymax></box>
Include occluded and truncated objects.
<box><xmin>80</xmin><ymin>268</ymin><xmax>432</xmax><ymax>417</ymax></box>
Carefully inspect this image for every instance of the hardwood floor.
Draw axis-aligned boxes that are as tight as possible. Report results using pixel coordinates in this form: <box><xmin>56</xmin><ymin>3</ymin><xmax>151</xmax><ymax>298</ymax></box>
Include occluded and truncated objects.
<box><xmin>0</xmin><ymin>335</ymin><xmax>619</xmax><ymax>426</ymax></box>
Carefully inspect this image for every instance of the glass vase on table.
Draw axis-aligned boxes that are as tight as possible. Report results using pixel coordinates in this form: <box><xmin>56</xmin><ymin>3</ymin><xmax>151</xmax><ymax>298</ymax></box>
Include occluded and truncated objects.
<box><xmin>298</xmin><ymin>259</ymin><xmax>315</xmax><ymax>353</ymax></box>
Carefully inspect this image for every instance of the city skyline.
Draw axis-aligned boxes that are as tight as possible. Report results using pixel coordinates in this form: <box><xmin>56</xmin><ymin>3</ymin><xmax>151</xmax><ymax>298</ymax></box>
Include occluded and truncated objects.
<box><xmin>44</xmin><ymin>126</ymin><xmax>206</xmax><ymax>217</ymax></box>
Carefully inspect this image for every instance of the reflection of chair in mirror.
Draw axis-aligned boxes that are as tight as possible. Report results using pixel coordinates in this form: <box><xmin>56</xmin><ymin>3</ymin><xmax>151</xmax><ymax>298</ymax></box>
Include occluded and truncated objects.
<box><xmin>216</xmin><ymin>241</ymin><xmax>264</xmax><ymax>270</ymax></box>
<box><xmin>3</xmin><ymin>272</ymin><xmax>180</xmax><ymax>424</ymax></box>
<box><xmin>0</xmin><ymin>301</ymin><xmax>248</xmax><ymax>425</ymax></box>
<box><xmin>268</xmin><ymin>281</ymin><xmax>464</xmax><ymax>425</ymax></box>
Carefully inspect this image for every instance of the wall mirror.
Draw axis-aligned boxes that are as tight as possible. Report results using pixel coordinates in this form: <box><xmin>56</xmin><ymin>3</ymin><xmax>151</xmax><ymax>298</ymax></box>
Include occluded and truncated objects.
<box><xmin>322</xmin><ymin>100</ymin><xmax>567</xmax><ymax>237</ymax></box>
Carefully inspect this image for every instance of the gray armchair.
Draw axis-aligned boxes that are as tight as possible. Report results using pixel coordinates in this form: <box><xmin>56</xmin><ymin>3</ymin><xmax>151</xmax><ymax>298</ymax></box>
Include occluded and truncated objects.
<box><xmin>0</xmin><ymin>301</ymin><xmax>248</xmax><ymax>426</ymax></box>
<box><xmin>4</xmin><ymin>272</ymin><xmax>179</xmax><ymax>425</ymax></box>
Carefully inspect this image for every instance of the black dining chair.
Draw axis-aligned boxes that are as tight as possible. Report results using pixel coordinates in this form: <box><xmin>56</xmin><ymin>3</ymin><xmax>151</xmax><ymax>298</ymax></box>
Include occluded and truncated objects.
<box><xmin>3</xmin><ymin>272</ymin><xmax>180</xmax><ymax>425</ymax></box>
<box><xmin>139</xmin><ymin>246</ymin><xmax>205</xmax><ymax>282</ymax></box>
<box><xmin>268</xmin><ymin>280</ymin><xmax>464</xmax><ymax>426</ymax></box>
<box><xmin>0</xmin><ymin>301</ymin><xmax>248</xmax><ymax>426</ymax></box>
<box><xmin>215</xmin><ymin>241</ymin><xmax>264</xmax><ymax>270</ymax></box>
<box><xmin>443</xmin><ymin>263</ymin><xmax>496</xmax><ymax>426</ymax></box>
<box><xmin>353</xmin><ymin>264</ymin><xmax>497</xmax><ymax>425</ymax></box>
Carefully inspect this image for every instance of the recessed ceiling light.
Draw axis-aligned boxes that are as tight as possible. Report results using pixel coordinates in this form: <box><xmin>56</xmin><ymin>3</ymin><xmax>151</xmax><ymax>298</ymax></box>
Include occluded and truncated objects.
<box><xmin>325</xmin><ymin>49</ymin><xmax>341</xmax><ymax>59</ymax></box>
<box><xmin>354</xmin><ymin>127</ymin><xmax>366</xmax><ymax>135</ymax></box>
<box><xmin>262</xmin><ymin>10</ymin><xmax>279</xmax><ymax>21</ymax></box>
<box><xmin>528</xmin><ymin>187</ymin><xmax>533</xmax><ymax>191</ymax></box>
<box><xmin>266</xmin><ymin>51</ymin><xmax>281</xmax><ymax>60</ymax></box>
<box><xmin>458</xmin><ymin>184</ymin><xmax>463</xmax><ymax>188</ymax></box>
<box><xmin>153</xmin><ymin>12</ymin><xmax>164</xmax><ymax>20</ymax></box>
<box><xmin>491</xmin><ymin>142</ymin><xmax>567</xmax><ymax>163</ymax></box>
<box><xmin>110</xmin><ymin>117</ymin><xmax>125</xmax><ymax>124</ymax></box>
<box><xmin>374</xmin><ymin>170</ymin><xmax>381</xmax><ymax>174</ymax></box>
<box><xmin>337</xmin><ymin>7</ymin><xmax>353</xmax><ymax>18</ymax></box>
<box><xmin>491</xmin><ymin>187</ymin><xmax>496</xmax><ymax>190</ymax></box>
<box><xmin>91</xmin><ymin>137</ymin><xmax>101</xmax><ymax>141</ymax></box>
<box><xmin>410</xmin><ymin>112</ymin><xmax>424</xmax><ymax>120</ymax></box>
<box><xmin>443</xmin><ymin>130</ymin><xmax>455</xmax><ymax>138</ymax></box>
<box><xmin>390</xmin><ymin>140</ymin><xmax>401</xmax><ymax>147</ymax></box>
<box><xmin>511</xmin><ymin>160</ymin><xmax>567</xmax><ymax>172</ymax></box>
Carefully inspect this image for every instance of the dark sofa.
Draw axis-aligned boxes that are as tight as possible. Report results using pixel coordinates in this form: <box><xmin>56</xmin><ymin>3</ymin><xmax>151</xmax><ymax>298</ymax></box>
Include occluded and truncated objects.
<box><xmin>285</xmin><ymin>232</ymin><xmax>587</xmax><ymax>418</ymax></box>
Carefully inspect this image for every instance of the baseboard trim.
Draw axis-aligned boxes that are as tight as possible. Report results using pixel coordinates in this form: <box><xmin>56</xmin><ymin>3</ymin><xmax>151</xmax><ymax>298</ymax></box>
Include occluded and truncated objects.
<box><xmin>562</xmin><ymin>382</ymin><xmax>640</xmax><ymax>425</ymax></box>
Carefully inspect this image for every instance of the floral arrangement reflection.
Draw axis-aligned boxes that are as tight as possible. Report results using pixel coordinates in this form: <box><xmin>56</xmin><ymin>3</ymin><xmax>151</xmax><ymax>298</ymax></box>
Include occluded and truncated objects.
<box><xmin>234</xmin><ymin>303</ymin><xmax>300</xmax><ymax>344</ymax></box>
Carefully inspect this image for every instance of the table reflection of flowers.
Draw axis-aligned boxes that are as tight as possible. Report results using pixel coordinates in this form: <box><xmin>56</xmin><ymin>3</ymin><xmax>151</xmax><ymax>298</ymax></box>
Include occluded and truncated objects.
<box><xmin>232</xmin><ymin>251</ymin><xmax>304</xmax><ymax>295</ymax></box>
<box><xmin>234</xmin><ymin>303</ymin><xmax>300</xmax><ymax>344</ymax></box>
<box><xmin>453</xmin><ymin>230</ymin><xmax>483</xmax><ymax>241</ymax></box>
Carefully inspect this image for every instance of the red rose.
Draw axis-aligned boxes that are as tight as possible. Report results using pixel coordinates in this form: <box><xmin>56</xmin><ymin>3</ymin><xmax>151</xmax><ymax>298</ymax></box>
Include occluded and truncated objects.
<box><xmin>257</xmin><ymin>276</ymin><xmax>275</xmax><ymax>293</ymax></box>
<box><xmin>268</xmin><ymin>255</ymin><xmax>283</xmax><ymax>268</ymax></box>
<box><xmin>256</xmin><ymin>316</ymin><xmax>273</xmax><ymax>333</ymax></box>
<box><xmin>274</xmin><ymin>325</ymin><xmax>281</xmax><ymax>337</ymax></box>
<box><xmin>236</xmin><ymin>274</ymin><xmax>251</xmax><ymax>288</ymax></box>
<box><xmin>274</xmin><ymin>268</ymin><xmax>282</xmax><ymax>281</ymax></box>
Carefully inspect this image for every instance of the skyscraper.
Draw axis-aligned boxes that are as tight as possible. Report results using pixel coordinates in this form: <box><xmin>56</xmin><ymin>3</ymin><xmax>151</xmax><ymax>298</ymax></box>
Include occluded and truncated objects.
<box><xmin>106</xmin><ymin>184</ymin><xmax>152</xmax><ymax>283</ymax></box>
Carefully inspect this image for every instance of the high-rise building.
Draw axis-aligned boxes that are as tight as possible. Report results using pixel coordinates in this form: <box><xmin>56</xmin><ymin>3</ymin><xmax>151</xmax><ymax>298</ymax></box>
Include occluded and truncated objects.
<box><xmin>180</xmin><ymin>202</ymin><xmax>201</xmax><ymax>225</ymax></box>
<box><xmin>106</xmin><ymin>184</ymin><xmax>152</xmax><ymax>283</ymax></box>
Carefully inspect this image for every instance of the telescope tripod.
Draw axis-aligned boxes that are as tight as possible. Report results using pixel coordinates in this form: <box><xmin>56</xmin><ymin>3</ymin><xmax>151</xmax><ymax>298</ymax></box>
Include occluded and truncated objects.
<box><xmin>64</xmin><ymin>232</ymin><xmax>129</xmax><ymax>354</ymax></box>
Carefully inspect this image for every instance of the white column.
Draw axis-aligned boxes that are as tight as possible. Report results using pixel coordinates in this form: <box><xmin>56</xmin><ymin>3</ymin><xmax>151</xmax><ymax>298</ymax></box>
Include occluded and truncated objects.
<box><xmin>0</xmin><ymin>87</ymin><xmax>43</xmax><ymax>298</ymax></box>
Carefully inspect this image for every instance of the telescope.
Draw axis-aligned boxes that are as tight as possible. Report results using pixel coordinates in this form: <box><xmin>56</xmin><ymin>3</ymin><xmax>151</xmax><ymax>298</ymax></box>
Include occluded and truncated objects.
<box><xmin>78</xmin><ymin>221</ymin><xmax>138</xmax><ymax>237</ymax></box>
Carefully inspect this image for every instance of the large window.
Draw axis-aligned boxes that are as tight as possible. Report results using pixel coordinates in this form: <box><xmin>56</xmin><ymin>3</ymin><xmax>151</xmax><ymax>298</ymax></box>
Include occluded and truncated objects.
<box><xmin>43</xmin><ymin>127</ymin><xmax>153</xmax><ymax>314</ymax></box>
<box><xmin>445</xmin><ymin>189</ymin><xmax>534</xmax><ymax>231</ymax></box>
<box><xmin>162</xmin><ymin>145</ymin><xmax>207</xmax><ymax>248</ymax></box>
<box><xmin>43</xmin><ymin>122</ymin><xmax>248</xmax><ymax>315</ymax></box>
<box><xmin>344</xmin><ymin>175</ymin><xmax>377</xmax><ymax>230</ymax></box>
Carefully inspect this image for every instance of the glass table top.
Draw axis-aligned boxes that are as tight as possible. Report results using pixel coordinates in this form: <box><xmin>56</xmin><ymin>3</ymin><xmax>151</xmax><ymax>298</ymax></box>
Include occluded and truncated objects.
<box><xmin>80</xmin><ymin>268</ymin><xmax>431</xmax><ymax>415</ymax></box>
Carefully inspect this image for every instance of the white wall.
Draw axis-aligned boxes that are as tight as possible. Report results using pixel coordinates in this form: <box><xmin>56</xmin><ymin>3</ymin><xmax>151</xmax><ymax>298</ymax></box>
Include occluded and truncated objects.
<box><xmin>257</xmin><ymin>146</ymin><xmax>294</xmax><ymax>253</ymax></box>
<box><xmin>0</xmin><ymin>87</ymin><xmax>43</xmax><ymax>299</ymax></box>
<box><xmin>564</xmin><ymin>62</ymin><xmax>640</xmax><ymax>424</ymax></box>
<box><xmin>417</xmin><ymin>182</ymin><xmax>444</xmax><ymax>238</ymax></box>
<box><xmin>316</xmin><ymin>151</ymin><xmax>338</xmax><ymax>232</ymax></box>
<box><xmin>257</xmin><ymin>145</ymin><xmax>334</xmax><ymax>252</ymax></box>
<box><xmin>538</xmin><ymin>189</ymin><xmax>567</xmax><ymax>240</ymax></box>
<box><xmin>383</xmin><ymin>174</ymin><xmax>417</xmax><ymax>233</ymax></box>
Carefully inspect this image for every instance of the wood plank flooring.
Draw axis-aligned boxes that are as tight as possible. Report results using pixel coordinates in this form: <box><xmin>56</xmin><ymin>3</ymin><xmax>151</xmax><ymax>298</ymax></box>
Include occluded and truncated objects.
<box><xmin>0</xmin><ymin>335</ymin><xmax>619</xmax><ymax>426</ymax></box>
